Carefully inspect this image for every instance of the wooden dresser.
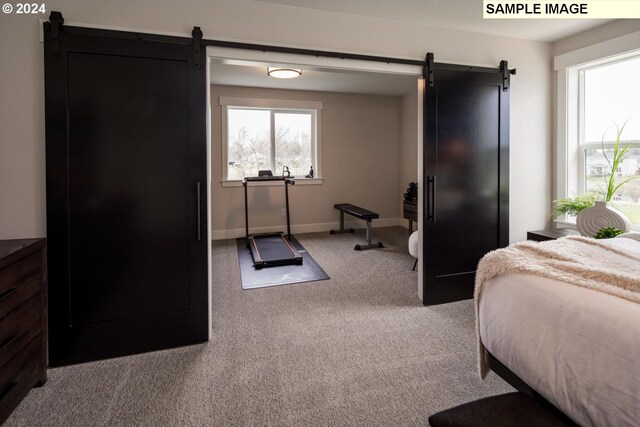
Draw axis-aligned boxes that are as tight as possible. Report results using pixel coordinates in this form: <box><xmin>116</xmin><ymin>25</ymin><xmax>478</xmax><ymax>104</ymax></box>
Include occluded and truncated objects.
<box><xmin>0</xmin><ymin>239</ymin><xmax>47</xmax><ymax>424</ymax></box>
<box><xmin>403</xmin><ymin>200</ymin><xmax>418</xmax><ymax>233</ymax></box>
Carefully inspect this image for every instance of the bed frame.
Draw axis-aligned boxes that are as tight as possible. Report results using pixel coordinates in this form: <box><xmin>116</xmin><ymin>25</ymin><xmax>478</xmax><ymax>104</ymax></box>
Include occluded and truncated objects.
<box><xmin>483</xmin><ymin>346</ymin><xmax>579</xmax><ymax>426</ymax></box>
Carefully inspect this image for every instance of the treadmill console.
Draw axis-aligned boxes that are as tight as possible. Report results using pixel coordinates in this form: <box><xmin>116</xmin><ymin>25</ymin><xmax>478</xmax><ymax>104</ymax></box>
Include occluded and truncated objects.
<box><xmin>245</xmin><ymin>175</ymin><xmax>286</xmax><ymax>181</ymax></box>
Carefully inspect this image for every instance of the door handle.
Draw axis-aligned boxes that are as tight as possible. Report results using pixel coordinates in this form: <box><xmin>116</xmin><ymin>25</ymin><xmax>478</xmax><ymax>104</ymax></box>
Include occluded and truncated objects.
<box><xmin>196</xmin><ymin>182</ymin><xmax>201</xmax><ymax>241</ymax></box>
<box><xmin>427</xmin><ymin>176</ymin><xmax>436</xmax><ymax>222</ymax></box>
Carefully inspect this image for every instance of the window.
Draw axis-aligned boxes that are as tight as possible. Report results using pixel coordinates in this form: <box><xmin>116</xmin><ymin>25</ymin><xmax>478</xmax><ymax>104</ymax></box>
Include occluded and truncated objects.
<box><xmin>559</xmin><ymin>50</ymin><xmax>640</xmax><ymax>227</ymax></box>
<box><xmin>220</xmin><ymin>97</ymin><xmax>322</xmax><ymax>182</ymax></box>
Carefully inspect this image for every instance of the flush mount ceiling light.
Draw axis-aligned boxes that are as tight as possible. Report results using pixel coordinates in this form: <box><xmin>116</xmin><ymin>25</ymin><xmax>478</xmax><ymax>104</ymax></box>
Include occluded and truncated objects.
<box><xmin>267</xmin><ymin>67</ymin><xmax>302</xmax><ymax>79</ymax></box>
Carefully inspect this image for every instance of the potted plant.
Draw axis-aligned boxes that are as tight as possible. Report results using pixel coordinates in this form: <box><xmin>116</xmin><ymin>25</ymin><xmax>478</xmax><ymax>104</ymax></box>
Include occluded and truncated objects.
<box><xmin>594</xmin><ymin>227</ymin><xmax>623</xmax><ymax>239</ymax></box>
<box><xmin>553</xmin><ymin>122</ymin><xmax>639</xmax><ymax>237</ymax></box>
<box><xmin>552</xmin><ymin>193</ymin><xmax>598</xmax><ymax>218</ymax></box>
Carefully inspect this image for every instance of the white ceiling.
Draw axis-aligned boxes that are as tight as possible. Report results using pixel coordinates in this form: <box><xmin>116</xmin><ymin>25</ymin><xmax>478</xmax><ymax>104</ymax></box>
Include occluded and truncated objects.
<box><xmin>254</xmin><ymin>0</ymin><xmax>612</xmax><ymax>42</ymax></box>
<box><xmin>211</xmin><ymin>61</ymin><xmax>418</xmax><ymax>96</ymax></box>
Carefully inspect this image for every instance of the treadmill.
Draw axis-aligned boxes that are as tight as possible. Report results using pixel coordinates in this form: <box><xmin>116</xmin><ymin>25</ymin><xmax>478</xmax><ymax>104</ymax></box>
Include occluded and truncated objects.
<box><xmin>242</xmin><ymin>174</ymin><xmax>303</xmax><ymax>269</ymax></box>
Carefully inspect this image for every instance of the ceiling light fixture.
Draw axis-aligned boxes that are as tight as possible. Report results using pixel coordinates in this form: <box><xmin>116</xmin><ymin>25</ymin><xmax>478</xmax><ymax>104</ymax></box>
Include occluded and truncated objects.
<box><xmin>267</xmin><ymin>67</ymin><xmax>302</xmax><ymax>79</ymax></box>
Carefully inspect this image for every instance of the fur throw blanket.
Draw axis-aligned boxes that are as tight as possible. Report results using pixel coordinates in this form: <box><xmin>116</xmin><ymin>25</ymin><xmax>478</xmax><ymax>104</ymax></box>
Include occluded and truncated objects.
<box><xmin>475</xmin><ymin>235</ymin><xmax>640</xmax><ymax>378</ymax></box>
<box><xmin>476</xmin><ymin>236</ymin><xmax>640</xmax><ymax>303</ymax></box>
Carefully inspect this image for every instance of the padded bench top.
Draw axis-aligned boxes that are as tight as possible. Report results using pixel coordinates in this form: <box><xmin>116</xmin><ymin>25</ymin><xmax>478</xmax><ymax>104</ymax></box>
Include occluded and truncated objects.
<box><xmin>333</xmin><ymin>203</ymin><xmax>379</xmax><ymax>220</ymax></box>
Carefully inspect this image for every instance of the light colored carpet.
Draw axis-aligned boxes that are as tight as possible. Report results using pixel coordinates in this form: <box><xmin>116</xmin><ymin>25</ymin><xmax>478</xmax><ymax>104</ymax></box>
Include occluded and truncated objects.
<box><xmin>6</xmin><ymin>227</ymin><xmax>512</xmax><ymax>426</ymax></box>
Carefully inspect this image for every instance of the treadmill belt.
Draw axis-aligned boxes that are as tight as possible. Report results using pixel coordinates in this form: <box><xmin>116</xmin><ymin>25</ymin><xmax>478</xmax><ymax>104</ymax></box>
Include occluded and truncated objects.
<box><xmin>252</xmin><ymin>235</ymin><xmax>296</xmax><ymax>261</ymax></box>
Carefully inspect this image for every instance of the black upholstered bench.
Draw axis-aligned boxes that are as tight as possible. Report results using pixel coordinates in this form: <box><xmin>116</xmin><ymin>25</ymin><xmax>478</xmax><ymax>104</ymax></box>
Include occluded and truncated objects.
<box><xmin>428</xmin><ymin>392</ymin><xmax>577</xmax><ymax>427</ymax></box>
<box><xmin>330</xmin><ymin>203</ymin><xmax>383</xmax><ymax>250</ymax></box>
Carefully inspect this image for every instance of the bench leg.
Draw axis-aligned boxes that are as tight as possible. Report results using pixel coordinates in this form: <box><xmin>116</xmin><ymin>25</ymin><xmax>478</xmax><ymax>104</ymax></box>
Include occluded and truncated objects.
<box><xmin>354</xmin><ymin>220</ymin><xmax>384</xmax><ymax>250</ymax></box>
<box><xmin>329</xmin><ymin>211</ymin><xmax>355</xmax><ymax>235</ymax></box>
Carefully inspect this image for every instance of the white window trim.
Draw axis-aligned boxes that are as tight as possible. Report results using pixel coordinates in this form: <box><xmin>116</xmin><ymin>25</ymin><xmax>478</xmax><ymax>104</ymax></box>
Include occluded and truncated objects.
<box><xmin>219</xmin><ymin>96</ymin><xmax>323</xmax><ymax>185</ymax></box>
<box><xmin>220</xmin><ymin>96</ymin><xmax>323</xmax><ymax>111</ymax></box>
<box><xmin>554</xmin><ymin>31</ymin><xmax>640</xmax><ymax>227</ymax></box>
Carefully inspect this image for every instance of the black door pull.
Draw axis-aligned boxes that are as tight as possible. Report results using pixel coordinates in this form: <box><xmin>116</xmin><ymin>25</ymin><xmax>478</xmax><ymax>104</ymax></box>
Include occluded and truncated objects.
<box><xmin>196</xmin><ymin>182</ymin><xmax>201</xmax><ymax>241</ymax></box>
<box><xmin>427</xmin><ymin>176</ymin><xmax>436</xmax><ymax>222</ymax></box>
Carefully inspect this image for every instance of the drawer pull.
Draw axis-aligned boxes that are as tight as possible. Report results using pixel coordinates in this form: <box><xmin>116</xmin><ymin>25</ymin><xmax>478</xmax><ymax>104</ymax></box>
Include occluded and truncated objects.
<box><xmin>0</xmin><ymin>382</ymin><xmax>17</xmax><ymax>400</ymax></box>
<box><xmin>0</xmin><ymin>288</ymin><xmax>17</xmax><ymax>302</ymax></box>
<box><xmin>0</xmin><ymin>335</ymin><xmax>17</xmax><ymax>353</ymax></box>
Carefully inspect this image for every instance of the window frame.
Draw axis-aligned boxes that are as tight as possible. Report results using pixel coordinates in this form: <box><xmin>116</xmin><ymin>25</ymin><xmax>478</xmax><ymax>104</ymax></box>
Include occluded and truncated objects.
<box><xmin>219</xmin><ymin>96</ymin><xmax>323</xmax><ymax>186</ymax></box>
<box><xmin>577</xmin><ymin>59</ymin><xmax>640</xmax><ymax>199</ymax></box>
<box><xmin>554</xmin><ymin>32</ymin><xmax>640</xmax><ymax>229</ymax></box>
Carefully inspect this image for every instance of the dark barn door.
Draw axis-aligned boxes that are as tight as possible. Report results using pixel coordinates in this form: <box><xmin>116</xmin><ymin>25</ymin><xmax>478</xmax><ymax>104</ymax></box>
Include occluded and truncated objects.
<box><xmin>422</xmin><ymin>58</ymin><xmax>510</xmax><ymax>305</ymax></box>
<box><xmin>44</xmin><ymin>14</ymin><xmax>208</xmax><ymax>365</ymax></box>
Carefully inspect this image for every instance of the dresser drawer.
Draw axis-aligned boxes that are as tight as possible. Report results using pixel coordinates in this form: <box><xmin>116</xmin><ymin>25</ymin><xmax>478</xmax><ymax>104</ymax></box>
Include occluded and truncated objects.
<box><xmin>403</xmin><ymin>201</ymin><xmax>418</xmax><ymax>223</ymax></box>
<box><xmin>0</xmin><ymin>253</ymin><xmax>41</xmax><ymax>321</ymax></box>
<box><xmin>403</xmin><ymin>210</ymin><xmax>417</xmax><ymax>221</ymax></box>
<box><xmin>0</xmin><ymin>295</ymin><xmax>41</xmax><ymax>369</ymax></box>
<box><xmin>403</xmin><ymin>201</ymin><xmax>418</xmax><ymax>214</ymax></box>
<box><xmin>0</xmin><ymin>336</ymin><xmax>42</xmax><ymax>416</ymax></box>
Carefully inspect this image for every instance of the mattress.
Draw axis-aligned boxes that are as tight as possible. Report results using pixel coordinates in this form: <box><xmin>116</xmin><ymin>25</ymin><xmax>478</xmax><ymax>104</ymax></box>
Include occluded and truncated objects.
<box><xmin>478</xmin><ymin>237</ymin><xmax>640</xmax><ymax>427</ymax></box>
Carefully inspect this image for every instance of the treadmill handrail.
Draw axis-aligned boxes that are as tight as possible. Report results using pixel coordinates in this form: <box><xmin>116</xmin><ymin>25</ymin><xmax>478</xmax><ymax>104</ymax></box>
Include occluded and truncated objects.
<box><xmin>243</xmin><ymin>177</ymin><xmax>296</xmax><ymax>244</ymax></box>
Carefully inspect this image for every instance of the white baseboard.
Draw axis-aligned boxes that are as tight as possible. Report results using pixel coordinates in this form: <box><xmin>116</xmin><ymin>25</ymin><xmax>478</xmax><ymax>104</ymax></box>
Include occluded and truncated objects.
<box><xmin>212</xmin><ymin>218</ymin><xmax>407</xmax><ymax>240</ymax></box>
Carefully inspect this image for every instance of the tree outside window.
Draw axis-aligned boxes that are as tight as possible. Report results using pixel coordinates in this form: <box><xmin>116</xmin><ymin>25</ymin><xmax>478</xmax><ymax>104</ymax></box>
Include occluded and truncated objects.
<box><xmin>223</xmin><ymin>103</ymin><xmax>318</xmax><ymax>180</ymax></box>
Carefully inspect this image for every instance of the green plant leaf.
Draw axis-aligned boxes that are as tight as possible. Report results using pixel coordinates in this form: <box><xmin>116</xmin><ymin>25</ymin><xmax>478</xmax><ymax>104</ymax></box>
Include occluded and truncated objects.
<box><xmin>551</xmin><ymin>193</ymin><xmax>598</xmax><ymax>218</ymax></box>
<box><xmin>594</xmin><ymin>227</ymin><xmax>623</xmax><ymax>239</ymax></box>
<box><xmin>600</xmin><ymin>120</ymin><xmax>640</xmax><ymax>202</ymax></box>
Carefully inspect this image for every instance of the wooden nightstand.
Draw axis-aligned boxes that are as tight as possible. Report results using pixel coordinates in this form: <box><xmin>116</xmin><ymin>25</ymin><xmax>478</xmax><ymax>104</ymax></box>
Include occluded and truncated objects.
<box><xmin>527</xmin><ymin>228</ymin><xmax>580</xmax><ymax>242</ymax></box>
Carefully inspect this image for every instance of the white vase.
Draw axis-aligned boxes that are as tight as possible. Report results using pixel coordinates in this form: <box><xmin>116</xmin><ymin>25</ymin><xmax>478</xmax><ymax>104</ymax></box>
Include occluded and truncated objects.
<box><xmin>576</xmin><ymin>201</ymin><xmax>631</xmax><ymax>237</ymax></box>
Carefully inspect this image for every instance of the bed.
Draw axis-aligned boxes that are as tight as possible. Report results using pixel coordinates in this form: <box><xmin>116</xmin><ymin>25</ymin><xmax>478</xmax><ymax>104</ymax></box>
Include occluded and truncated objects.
<box><xmin>475</xmin><ymin>233</ymin><xmax>640</xmax><ymax>427</ymax></box>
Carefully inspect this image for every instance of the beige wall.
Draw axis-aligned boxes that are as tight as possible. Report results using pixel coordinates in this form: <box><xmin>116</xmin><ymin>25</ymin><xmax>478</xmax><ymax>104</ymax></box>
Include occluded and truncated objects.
<box><xmin>1</xmin><ymin>0</ymin><xmax>552</xmax><ymax>242</ymax></box>
<box><xmin>553</xmin><ymin>20</ymin><xmax>640</xmax><ymax>56</ymax></box>
<box><xmin>211</xmin><ymin>85</ymin><xmax>402</xmax><ymax>237</ymax></box>
<box><xmin>399</xmin><ymin>90</ymin><xmax>419</xmax><ymax>207</ymax></box>
<box><xmin>0</xmin><ymin>12</ymin><xmax>45</xmax><ymax>239</ymax></box>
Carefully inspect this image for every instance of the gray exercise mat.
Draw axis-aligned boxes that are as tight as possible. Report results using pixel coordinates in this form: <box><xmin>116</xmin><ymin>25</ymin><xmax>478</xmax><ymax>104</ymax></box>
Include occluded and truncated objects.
<box><xmin>236</xmin><ymin>237</ymin><xmax>330</xmax><ymax>289</ymax></box>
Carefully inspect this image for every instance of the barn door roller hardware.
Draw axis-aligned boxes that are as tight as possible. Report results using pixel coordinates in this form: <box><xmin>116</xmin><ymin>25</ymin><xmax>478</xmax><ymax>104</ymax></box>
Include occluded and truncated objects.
<box><xmin>500</xmin><ymin>60</ymin><xmax>516</xmax><ymax>92</ymax></box>
<box><xmin>424</xmin><ymin>52</ymin><xmax>435</xmax><ymax>87</ymax></box>
<box><xmin>192</xmin><ymin>27</ymin><xmax>203</xmax><ymax>69</ymax></box>
<box><xmin>46</xmin><ymin>11</ymin><xmax>64</xmax><ymax>60</ymax></box>
<box><xmin>424</xmin><ymin>53</ymin><xmax>515</xmax><ymax>90</ymax></box>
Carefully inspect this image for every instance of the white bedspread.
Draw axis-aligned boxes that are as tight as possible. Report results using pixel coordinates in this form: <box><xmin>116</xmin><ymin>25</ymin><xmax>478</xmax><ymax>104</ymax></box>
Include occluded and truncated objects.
<box><xmin>477</xmin><ymin>237</ymin><xmax>640</xmax><ymax>427</ymax></box>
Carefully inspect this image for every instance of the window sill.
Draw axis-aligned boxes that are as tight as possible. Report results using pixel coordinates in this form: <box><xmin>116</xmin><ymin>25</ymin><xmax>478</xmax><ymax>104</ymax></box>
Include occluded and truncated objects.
<box><xmin>553</xmin><ymin>218</ymin><xmax>639</xmax><ymax>232</ymax></box>
<box><xmin>220</xmin><ymin>178</ymin><xmax>324</xmax><ymax>188</ymax></box>
<box><xmin>552</xmin><ymin>218</ymin><xmax>576</xmax><ymax>227</ymax></box>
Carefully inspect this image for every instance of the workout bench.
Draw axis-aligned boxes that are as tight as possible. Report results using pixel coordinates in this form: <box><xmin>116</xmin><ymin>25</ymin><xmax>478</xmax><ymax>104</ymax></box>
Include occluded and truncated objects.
<box><xmin>330</xmin><ymin>203</ymin><xmax>384</xmax><ymax>250</ymax></box>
